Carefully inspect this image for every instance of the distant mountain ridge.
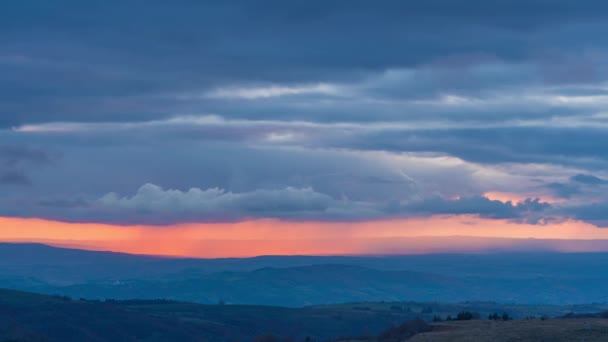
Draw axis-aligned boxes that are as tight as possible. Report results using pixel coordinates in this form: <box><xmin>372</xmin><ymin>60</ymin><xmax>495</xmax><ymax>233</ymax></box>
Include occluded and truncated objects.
<box><xmin>2</xmin><ymin>243</ymin><xmax>608</xmax><ymax>306</ymax></box>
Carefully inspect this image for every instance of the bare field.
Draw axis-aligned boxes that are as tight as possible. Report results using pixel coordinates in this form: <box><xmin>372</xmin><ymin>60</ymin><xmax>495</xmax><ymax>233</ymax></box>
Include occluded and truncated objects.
<box><xmin>410</xmin><ymin>319</ymin><xmax>608</xmax><ymax>342</ymax></box>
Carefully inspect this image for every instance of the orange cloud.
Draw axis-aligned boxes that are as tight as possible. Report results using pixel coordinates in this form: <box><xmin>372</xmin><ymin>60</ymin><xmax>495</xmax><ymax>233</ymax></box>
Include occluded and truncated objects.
<box><xmin>1</xmin><ymin>215</ymin><xmax>608</xmax><ymax>257</ymax></box>
<box><xmin>483</xmin><ymin>191</ymin><xmax>564</xmax><ymax>204</ymax></box>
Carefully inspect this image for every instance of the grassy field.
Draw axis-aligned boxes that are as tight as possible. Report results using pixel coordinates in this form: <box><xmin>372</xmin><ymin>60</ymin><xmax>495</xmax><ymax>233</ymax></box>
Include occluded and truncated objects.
<box><xmin>314</xmin><ymin>301</ymin><xmax>608</xmax><ymax>321</ymax></box>
<box><xmin>408</xmin><ymin>319</ymin><xmax>608</xmax><ymax>342</ymax></box>
<box><xmin>339</xmin><ymin>319</ymin><xmax>608</xmax><ymax>342</ymax></box>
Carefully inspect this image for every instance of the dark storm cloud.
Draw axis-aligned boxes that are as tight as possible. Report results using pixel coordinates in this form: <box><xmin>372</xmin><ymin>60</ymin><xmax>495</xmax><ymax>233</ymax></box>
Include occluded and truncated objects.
<box><xmin>571</xmin><ymin>174</ymin><xmax>608</xmax><ymax>185</ymax></box>
<box><xmin>0</xmin><ymin>170</ymin><xmax>31</xmax><ymax>185</ymax></box>
<box><xmin>0</xmin><ymin>145</ymin><xmax>56</xmax><ymax>186</ymax></box>
<box><xmin>344</xmin><ymin>127</ymin><xmax>608</xmax><ymax>168</ymax></box>
<box><xmin>3</xmin><ymin>0</ymin><xmax>608</xmax><ymax>126</ymax></box>
<box><xmin>544</xmin><ymin>174</ymin><xmax>608</xmax><ymax>199</ymax></box>
<box><xmin>15</xmin><ymin>115</ymin><xmax>608</xmax><ymax>168</ymax></box>
<box><xmin>398</xmin><ymin>196</ymin><xmax>551</xmax><ymax>223</ymax></box>
<box><xmin>546</xmin><ymin>182</ymin><xmax>581</xmax><ymax>199</ymax></box>
<box><xmin>0</xmin><ymin>145</ymin><xmax>54</xmax><ymax>166</ymax></box>
<box><xmin>562</xmin><ymin>202</ymin><xmax>608</xmax><ymax>227</ymax></box>
<box><xmin>35</xmin><ymin>196</ymin><xmax>89</xmax><ymax>208</ymax></box>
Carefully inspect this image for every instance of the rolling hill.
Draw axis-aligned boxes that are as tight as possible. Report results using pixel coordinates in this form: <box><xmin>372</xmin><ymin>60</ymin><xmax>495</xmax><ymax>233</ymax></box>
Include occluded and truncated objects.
<box><xmin>0</xmin><ymin>288</ymin><xmax>417</xmax><ymax>341</ymax></box>
<box><xmin>1</xmin><ymin>288</ymin><xmax>607</xmax><ymax>342</ymax></box>
<box><xmin>2</xmin><ymin>243</ymin><xmax>608</xmax><ymax>306</ymax></box>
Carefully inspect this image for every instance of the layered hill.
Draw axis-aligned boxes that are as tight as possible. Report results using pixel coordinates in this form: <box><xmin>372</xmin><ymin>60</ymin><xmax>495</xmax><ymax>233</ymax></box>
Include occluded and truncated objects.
<box><xmin>2</xmin><ymin>243</ymin><xmax>608</xmax><ymax>305</ymax></box>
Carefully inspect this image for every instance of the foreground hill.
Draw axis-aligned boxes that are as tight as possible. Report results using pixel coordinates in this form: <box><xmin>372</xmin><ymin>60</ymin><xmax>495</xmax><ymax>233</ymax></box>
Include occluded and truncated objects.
<box><xmin>339</xmin><ymin>319</ymin><xmax>608</xmax><ymax>342</ymax></box>
<box><xmin>315</xmin><ymin>301</ymin><xmax>608</xmax><ymax>321</ymax></box>
<box><xmin>2</xmin><ymin>288</ymin><xmax>607</xmax><ymax>342</ymax></box>
<box><xmin>0</xmin><ymin>288</ymin><xmax>416</xmax><ymax>341</ymax></box>
<box><xmin>3</xmin><ymin>243</ymin><xmax>608</xmax><ymax>305</ymax></box>
<box><xmin>406</xmin><ymin>319</ymin><xmax>608</xmax><ymax>342</ymax></box>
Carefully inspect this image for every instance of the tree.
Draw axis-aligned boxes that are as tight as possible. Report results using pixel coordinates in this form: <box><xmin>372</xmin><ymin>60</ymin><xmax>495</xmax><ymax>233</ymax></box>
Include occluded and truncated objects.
<box><xmin>252</xmin><ymin>335</ymin><xmax>280</xmax><ymax>342</ymax></box>
<box><xmin>377</xmin><ymin>319</ymin><xmax>431</xmax><ymax>342</ymax></box>
<box><xmin>453</xmin><ymin>311</ymin><xmax>480</xmax><ymax>321</ymax></box>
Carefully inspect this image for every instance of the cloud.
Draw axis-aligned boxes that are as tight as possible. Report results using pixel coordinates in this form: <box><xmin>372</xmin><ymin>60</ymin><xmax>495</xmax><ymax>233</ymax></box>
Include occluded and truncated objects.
<box><xmin>563</xmin><ymin>202</ymin><xmax>608</xmax><ymax>227</ymax></box>
<box><xmin>399</xmin><ymin>196</ymin><xmax>551</xmax><ymax>223</ymax></box>
<box><xmin>203</xmin><ymin>83</ymin><xmax>338</xmax><ymax>99</ymax></box>
<box><xmin>544</xmin><ymin>173</ymin><xmax>608</xmax><ymax>199</ymax></box>
<box><xmin>13</xmin><ymin>112</ymin><xmax>608</xmax><ymax>171</ymax></box>
<box><xmin>0</xmin><ymin>170</ymin><xmax>30</xmax><ymax>185</ymax></box>
<box><xmin>75</xmin><ymin>183</ymin><xmax>552</xmax><ymax>225</ymax></box>
<box><xmin>0</xmin><ymin>145</ymin><xmax>56</xmax><ymax>186</ymax></box>
<box><xmin>98</xmin><ymin>183</ymin><xmax>331</xmax><ymax>213</ymax></box>
<box><xmin>546</xmin><ymin>182</ymin><xmax>581</xmax><ymax>199</ymax></box>
<box><xmin>36</xmin><ymin>196</ymin><xmax>89</xmax><ymax>208</ymax></box>
<box><xmin>3</xmin><ymin>1</ymin><xmax>608</xmax><ymax>229</ymax></box>
<box><xmin>571</xmin><ymin>173</ymin><xmax>608</xmax><ymax>185</ymax></box>
<box><xmin>3</xmin><ymin>0</ymin><xmax>608</xmax><ymax>127</ymax></box>
<box><xmin>347</xmin><ymin>126</ymin><xmax>608</xmax><ymax>168</ymax></box>
<box><xmin>95</xmin><ymin>183</ymin><xmax>378</xmax><ymax>222</ymax></box>
<box><xmin>0</xmin><ymin>145</ymin><xmax>54</xmax><ymax>165</ymax></box>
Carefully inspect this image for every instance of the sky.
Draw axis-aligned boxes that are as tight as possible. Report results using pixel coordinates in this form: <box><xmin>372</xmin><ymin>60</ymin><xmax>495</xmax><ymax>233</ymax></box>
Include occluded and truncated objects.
<box><xmin>4</xmin><ymin>1</ymin><xmax>608</xmax><ymax>257</ymax></box>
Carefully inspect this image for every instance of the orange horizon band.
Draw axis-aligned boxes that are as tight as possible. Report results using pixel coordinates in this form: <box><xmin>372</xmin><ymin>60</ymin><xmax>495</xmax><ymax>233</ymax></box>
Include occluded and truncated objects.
<box><xmin>1</xmin><ymin>215</ymin><xmax>608</xmax><ymax>258</ymax></box>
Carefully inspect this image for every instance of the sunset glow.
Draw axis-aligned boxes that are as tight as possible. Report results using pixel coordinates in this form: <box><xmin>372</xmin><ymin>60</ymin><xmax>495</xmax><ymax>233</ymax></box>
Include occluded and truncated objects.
<box><xmin>483</xmin><ymin>192</ymin><xmax>565</xmax><ymax>204</ymax></box>
<box><xmin>3</xmin><ymin>215</ymin><xmax>608</xmax><ymax>257</ymax></box>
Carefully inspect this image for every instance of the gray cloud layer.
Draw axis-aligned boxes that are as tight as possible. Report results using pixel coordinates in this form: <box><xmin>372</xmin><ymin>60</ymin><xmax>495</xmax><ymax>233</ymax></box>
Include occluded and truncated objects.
<box><xmin>0</xmin><ymin>145</ymin><xmax>56</xmax><ymax>186</ymax></box>
<box><xmin>2</xmin><ymin>1</ymin><xmax>608</xmax><ymax>225</ymax></box>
